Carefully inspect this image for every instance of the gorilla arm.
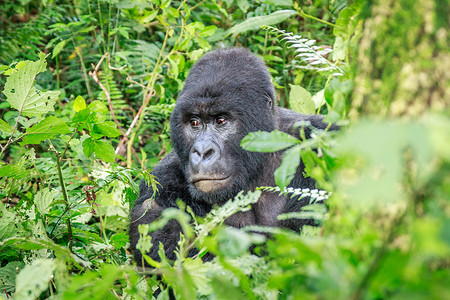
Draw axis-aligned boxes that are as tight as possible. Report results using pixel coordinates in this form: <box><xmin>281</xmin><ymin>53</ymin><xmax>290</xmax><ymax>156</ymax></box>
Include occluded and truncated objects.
<box><xmin>129</xmin><ymin>153</ymin><xmax>189</xmax><ymax>264</ymax></box>
<box><xmin>274</xmin><ymin>107</ymin><xmax>338</xmax><ymax>230</ymax></box>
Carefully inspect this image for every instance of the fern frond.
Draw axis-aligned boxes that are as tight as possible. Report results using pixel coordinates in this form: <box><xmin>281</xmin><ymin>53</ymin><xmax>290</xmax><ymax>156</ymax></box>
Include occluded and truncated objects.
<box><xmin>263</xmin><ymin>25</ymin><xmax>344</xmax><ymax>76</ymax></box>
<box><xmin>258</xmin><ymin>186</ymin><xmax>330</xmax><ymax>204</ymax></box>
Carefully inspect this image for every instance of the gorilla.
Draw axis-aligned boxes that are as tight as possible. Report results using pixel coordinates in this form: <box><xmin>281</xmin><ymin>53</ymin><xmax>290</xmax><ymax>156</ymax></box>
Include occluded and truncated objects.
<box><xmin>129</xmin><ymin>48</ymin><xmax>335</xmax><ymax>265</ymax></box>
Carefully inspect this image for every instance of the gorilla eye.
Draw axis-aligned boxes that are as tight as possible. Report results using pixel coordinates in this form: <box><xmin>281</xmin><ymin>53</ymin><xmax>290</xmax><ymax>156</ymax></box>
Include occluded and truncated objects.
<box><xmin>190</xmin><ymin>118</ymin><xmax>201</xmax><ymax>128</ymax></box>
<box><xmin>216</xmin><ymin>116</ymin><xmax>227</xmax><ymax>125</ymax></box>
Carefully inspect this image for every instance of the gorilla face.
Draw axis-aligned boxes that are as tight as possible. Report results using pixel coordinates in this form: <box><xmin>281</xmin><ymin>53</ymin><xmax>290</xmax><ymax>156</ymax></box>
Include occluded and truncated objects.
<box><xmin>170</xmin><ymin>49</ymin><xmax>277</xmax><ymax>204</ymax></box>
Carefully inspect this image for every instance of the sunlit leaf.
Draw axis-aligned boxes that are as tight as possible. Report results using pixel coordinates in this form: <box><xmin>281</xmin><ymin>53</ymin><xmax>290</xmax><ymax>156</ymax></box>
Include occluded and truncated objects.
<box><xmin>274</xmin><ymin>144</ymin><xmax>301</xmax><ymax>189</ymax></box>
<box><xmin>3</xmin><ymin>53</ymin><xmax>60</xmax><ymax>118</ymax></box>
<box><xmin>20</xmin><ymin>116</ymin><xmax>70</xmax><ymax>145</ymax></box>
<box><xmin>241</xmin><ymin>130</ymin><xmax>299</xmax><ymax>152</ymax></box>
<box><xmin>227</xmin><ymin>10</ymin><xmax>296</xmax><ymax>35</ymax></box>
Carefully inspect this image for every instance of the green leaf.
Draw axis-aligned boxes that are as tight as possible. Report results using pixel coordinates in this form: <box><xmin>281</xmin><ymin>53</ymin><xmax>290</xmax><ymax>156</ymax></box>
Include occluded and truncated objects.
<box><xmin>20</xmin><ymin>116</ymin><xmax>70</xmax><ymax>145</ymax></box>
<box><xmin>237</xmin><ymin>0</ymin><xmax>250</xmax><ymax>13</ymax></box>
<box><xmin>312</xmin><ymin>89</ymin><xmax>326</xmax><ymax>109</ymax></box>
<box><xmin>73</xmin><ymin>95</ymin><xmax>86</xmax><ymax>112</ymax></box>
<box><xmin>110</xmin><ymin>232</ymin><xmax>129</xmax><ymax>249</ymax></box>
<box><xmin>52</xmin><ymin>39</ymin><xmax>67</xmax><ymax>58</ymax></box>
<box><xmin>14</xmin><ymin>259</ymin><xmax>56</xmax><ymax>300</ymax></box>
<box><xmin>241</xmin><ymin>130</ymin><xmax>299</xmax><ymax>152</ymax></box>
<box><xmin>289</xmin><ymin>85</ymin><xmax>315</xmax><ymax>114</ymax></box>
<box><xmin>0</xmin><ymin>164</ymin><xmax>30</xmax><ymax>179</ymax></box>
<box><xmin>82</xmin><ymin>137</ymin><xmax>116</xmax><ymax>163</ymax></box>
<box><xmin>2</xmin><ymin>53</ymin><xmax>60</xmax><ymax>118</ymax></box>
<box><xmin>87</xmin><ymin>100</ymin><xmax>109</xmax><ymax>122</ymax></box>
<box><xmin>34</xmin><ymin>188</ymin><xmax>58</xmax><ymax>215</ymax></box>
<box><xmin>0</xmin><ymin>262</ymin><xmax>25</xmax><ymax>293</ymax></box>
<box><xmin>227</xmin><ymin>10</ymin><xmax>296</xmax><ymax>35</ymax></box>
<box><xmin>94</xmin><ymin>140</ymin><xmax>116</xmax><ymax>163</ymax></box>
<box><xmin>94</xmin><ymin>121</ymin><xmax>121</xmax><ymax>138</ymax></box>
<box><xmin>261</xmin><ymin>0</ymin><xmax>293</xmax><ymax>7</ymax></box>
<box><xmin>0</xmin><ymin>118</ymin><xmax>13</xmax><ymax>136</ymax></box>
<box><xmin>82</xmin><ymin>136</ymin><xmax>95</xmax><ymax>157</ymax></box>
<box><xmin>274</xmin><ymin>144</ymin><xmax>301</xmax><ymax>189</ymax></box>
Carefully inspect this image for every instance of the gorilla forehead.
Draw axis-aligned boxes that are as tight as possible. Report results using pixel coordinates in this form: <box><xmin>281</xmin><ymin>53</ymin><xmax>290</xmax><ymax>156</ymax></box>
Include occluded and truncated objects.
<box><xmin>178</xmin><ymin>48</ymin><xmax>275</xmax><ymax>106</ymax></box>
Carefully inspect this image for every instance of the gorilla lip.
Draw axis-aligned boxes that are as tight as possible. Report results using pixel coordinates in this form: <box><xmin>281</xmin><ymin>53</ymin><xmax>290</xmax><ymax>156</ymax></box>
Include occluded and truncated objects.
<box><xmin>190</xmin><ymin>175</ymin><xmax>230</xmax><ymax>184</ymax></box>
<box><xmin>191</xmin><ymin>175</ymin><xmax>231</xmax><ymax>193</ymax></box>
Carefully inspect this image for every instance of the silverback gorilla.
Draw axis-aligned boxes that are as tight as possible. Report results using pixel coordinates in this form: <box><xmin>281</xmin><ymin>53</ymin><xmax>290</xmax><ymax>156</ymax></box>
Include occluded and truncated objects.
<box><xmin>130</xmin><ymin>48</ymin><xmax>335</xmax><ymax>265</ymax></box>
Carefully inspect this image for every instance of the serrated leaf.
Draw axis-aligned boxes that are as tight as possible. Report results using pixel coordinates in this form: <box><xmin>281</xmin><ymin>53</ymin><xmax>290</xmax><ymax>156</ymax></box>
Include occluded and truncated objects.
<box><xmin>275</xmin><ymin>144</ymin><xmax>301</xmax><ymax>189</ymax></box>
<box><xmin>94</xmin><ymin>140</ymin><xmax>116</xmax><ymax>163</ymax></box>
<box><xmin>34</xmin><ymin>188</ymin><xmax>58</xmax><ymax>215</ymax></box>
<box><xmin>94</xmin><ymin>121</ymin><xmax>121</xmax><ymax>138</ymax></box>
<box><xmin>241</xmin><ymin>130</ymin><xmax>299</xmax><ymax>152</ymax></box>
<box><xmin>110</xmin><ymin>232</ymin><xmax>129</xmax><ymax>249</ymax></box>
<box><xmin>20</xmin><ymin>116</ymin><xmax>70</xmax><ymax>145</ymax></box>
<box><xmin>289</xmin><ymin>85</ymin><xmax>315</xmax><ymax>114</ymax></box>
<box><xmin>0</xmin><ymin>261</ymin><xmax>25</xmax><ymax>293</ymax></box>
<box><xmin>0</xmin><ymin>164</ymin><xmax>30</xmax><ymax>179</ymax></box>
<box><xmin>73</xmin><ymin>95</ymin><xmax>86</xmax><ymax>112</ymax></box>
<box><xmin>2</xmin><ymin>53</ymin><xmax>60</xmax><ymax>118</ymax></box>
<box><xmin>227</xmin><ymin>10</ymin><xmax>296</xmax><ymax>35</ymax></box>
<box><xmin>14</xmin><ymin>259</ymin><xmax>56</xmax><ymax>300</ymax></box>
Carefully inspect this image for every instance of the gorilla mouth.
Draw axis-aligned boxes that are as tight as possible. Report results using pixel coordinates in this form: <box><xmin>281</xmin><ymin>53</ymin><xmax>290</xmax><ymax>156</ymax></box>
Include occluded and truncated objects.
<box><xmin>190</xmin><ymin>175</ymin><xmax>231</xmax><ymax>193</ymax></box>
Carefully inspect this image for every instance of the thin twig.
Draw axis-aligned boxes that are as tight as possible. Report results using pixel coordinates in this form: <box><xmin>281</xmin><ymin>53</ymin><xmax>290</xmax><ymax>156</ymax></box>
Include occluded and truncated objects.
<box><xmin>88</xmin><ymin>52</ymin><xmax>125</xmax><ymax>136</ymax></box>
<box><xmin>114</xmin><ymin>89</ymin><xmax>155</xmax><ymax>155</ymax></box>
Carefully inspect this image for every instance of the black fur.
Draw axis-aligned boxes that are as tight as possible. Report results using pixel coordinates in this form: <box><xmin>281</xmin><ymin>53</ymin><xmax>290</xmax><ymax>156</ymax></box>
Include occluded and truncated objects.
<box><xmin>129</xmin><ymin>48</ymin><xmax>336</xmax><ymax>265</ymax></box>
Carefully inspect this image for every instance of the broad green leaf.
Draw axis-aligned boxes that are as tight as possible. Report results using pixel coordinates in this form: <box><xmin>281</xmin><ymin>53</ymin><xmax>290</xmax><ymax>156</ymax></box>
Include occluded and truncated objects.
<box><xmin>217</xmin><ymin>227</ymin><xmax>252</xmax><ymax>257</ymax></box>
<box><xmin>0</xmin><ymin>164</ymin><xmax>30</xmax><ymax>179</ymax></box>
<box><xmin>82</xmin><ymin>137</ymin><xmax>116</xmax><ymax>163</ymax></box>
<box><xmin>2</xmin><ymin>53</ymin><xmax>60</xmax><ymax>118</ymax></box>
<box><xmin>241</xmin><ymin>130</ymin><xmax>299</xmax><ymax>152</ymax></box>
<box><xmin>0</xmin><ymin>119</ymin><xmax>13</xmax><ymax>136</ymax></box>
<box><xmin>312</xmin><ymin>89</ymin><xmax>326</xmax><ymax>109</ymax></box>
<box><xmin>34</xmin><ymin>188</ymin><xmax>58</xmax><ymax>215</ymax></box>
<box><xmin>227</xmin><ymin>10</ymin><xmax>296</xmax><ymax>35</ymax></box>
<box><xmin>14</xmin><ymin>259</ymin><xmax>56</xmax><ymax>300</ymax></box>
<box><xmin>82</xmin><ymin>136</ymin><xmax>95</xmax><ymax>157</ymax></box>
<box><xmin>94</xmin><ymin>121</ymin><xmax>121</xmax><ymax>138</ymax></box>
<box><xmin>20</xmin><ymin>116</ymin><xmax>70</xmax><ymax>145</ymax></box>
<box><xmin>333</xmin><ymin>2</ymin><xmax>362</xmax><ymax>39</ymax></box>
<box><xmin>237</xmin><ymin>0</ymin><xmax>250</xmax><ymax>13</ymax></box>
<box><xmin>88</xmin><ymin>100</ymin><xmax>109</xmax><ymax>122</ymax></box>
<box><xmin>289</xmin><ymin>85</ymin><xmax>315</xmax><ymax>114</ymax></box>
<box><xmin>110</xmin><ymin>232</ymin><xmax>129</xmax><ymax>249</ymax></box>
<box><xmin>332</xmin><ymin>36</ymin><xmax>347</xmax><ymax>61</ymax></box>
<box><xmin>274</xmin><ymin>144</ymin><xmax>301</xmax><ymax>189</ymax></box>
<box><xmin>1</xmin><ymin>237</ymin><xmax>88</xmax><ymax>269</ymax></box>
<box><xmin>0</xmin><ymin>262</ymin><xmax>25</xmax><ymax>293</ymax></box>
<box><xmin>73</xmin><ymin>95</ymin><xmax>86</xmax><ymax>112</ymax></box>
<box><xmin>94</xmin><ymin>140</ymin><xmax>116</xmax><ymax>163</ymax></box>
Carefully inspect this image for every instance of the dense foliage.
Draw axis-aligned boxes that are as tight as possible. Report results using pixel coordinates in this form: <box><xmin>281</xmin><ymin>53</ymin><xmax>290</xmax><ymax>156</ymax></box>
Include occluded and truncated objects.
<box><xmin>0</xmin><ymin>0</ymin><xmax>448</xmax><ymax>299</ymax></box>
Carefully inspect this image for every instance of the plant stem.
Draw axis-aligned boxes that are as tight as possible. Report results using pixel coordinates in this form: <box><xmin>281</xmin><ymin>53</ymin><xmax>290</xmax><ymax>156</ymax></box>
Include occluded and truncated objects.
<box><xmin>53</xmin><ymin>146</ymin><xmax>74</xmax><ymax>252</ymax></box>
<box><xmin>294</xmin><ymin>3</ymin><xmax>336</xmax><ymax>27</ymax></box>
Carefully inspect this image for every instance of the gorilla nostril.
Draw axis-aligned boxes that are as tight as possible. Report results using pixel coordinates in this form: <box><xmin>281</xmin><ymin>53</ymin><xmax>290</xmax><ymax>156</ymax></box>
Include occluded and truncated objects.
<box><xmin>203</xmin><ymin>149</ymin><xmax>215</xmax><ymax>160</ymax></box>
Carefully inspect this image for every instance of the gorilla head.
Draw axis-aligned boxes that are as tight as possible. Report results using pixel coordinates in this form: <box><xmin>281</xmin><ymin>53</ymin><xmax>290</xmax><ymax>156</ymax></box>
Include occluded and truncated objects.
<box><xmin>170</xmin><ymin>48</ymin><xmax>276</xmax><ymax>204</ymax></box>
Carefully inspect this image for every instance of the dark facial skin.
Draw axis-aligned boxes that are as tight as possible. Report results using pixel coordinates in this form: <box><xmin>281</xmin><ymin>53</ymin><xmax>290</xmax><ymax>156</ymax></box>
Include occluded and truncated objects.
<box><xmin>186</xmin><ymin>113</ymin><xmax>234</xmax><ymax>193</ymax></box>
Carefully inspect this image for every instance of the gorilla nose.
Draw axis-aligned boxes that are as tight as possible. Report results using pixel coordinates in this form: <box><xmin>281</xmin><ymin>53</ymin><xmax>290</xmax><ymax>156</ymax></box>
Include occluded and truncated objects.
<box><xmin>190</xmin><ymin>140</ymin><xmax>220</xmax><ymax>173</ymax></box>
